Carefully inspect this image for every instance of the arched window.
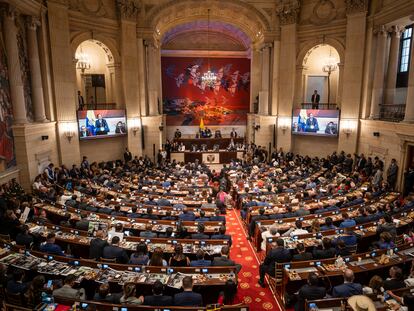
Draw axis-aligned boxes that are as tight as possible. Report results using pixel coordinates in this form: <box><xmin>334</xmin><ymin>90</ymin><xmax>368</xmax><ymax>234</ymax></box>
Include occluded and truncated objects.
<box><xmin>397</xmin><ymin>24</ymin><xmax>413</xmax><ymax>87</ymax></box>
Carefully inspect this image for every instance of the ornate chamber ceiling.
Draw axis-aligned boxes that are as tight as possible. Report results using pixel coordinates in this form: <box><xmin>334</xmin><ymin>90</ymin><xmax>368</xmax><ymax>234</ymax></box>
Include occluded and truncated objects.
<box><xmin>161</xmin><ymin>21</ymin><xmax>251</xmax><ymax>51</ymax></box>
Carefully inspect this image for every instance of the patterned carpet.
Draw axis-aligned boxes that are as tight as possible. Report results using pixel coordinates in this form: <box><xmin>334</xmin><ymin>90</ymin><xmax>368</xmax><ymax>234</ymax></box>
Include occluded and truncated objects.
<box><xmin>226</xmin><ymin>209</ymin><xmax>282</xmax><ymax>311</ymax></box>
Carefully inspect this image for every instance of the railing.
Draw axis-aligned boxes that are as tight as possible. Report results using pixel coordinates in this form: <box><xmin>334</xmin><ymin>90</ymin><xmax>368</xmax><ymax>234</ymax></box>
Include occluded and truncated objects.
<box><xmin>78</xmin><ymin>102</ymin><xmax>117</xmax><ymax>111</ymax></box>
<box><xmin>379</xmin><ymin>104</ymin><xmax>406</xmax><ymax>122</ymax></box>
<box><xmin>301</xmin><ymin>103</ymin><xmax>338</xmax><ymax>110</ymax></box>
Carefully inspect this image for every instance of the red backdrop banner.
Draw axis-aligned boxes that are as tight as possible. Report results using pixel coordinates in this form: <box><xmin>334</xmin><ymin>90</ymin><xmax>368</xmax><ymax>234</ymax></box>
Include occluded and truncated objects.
<box><xmin>162</xmin><ymin>57</ymin><xmax>250</xmax><ymax>126</ymax></box>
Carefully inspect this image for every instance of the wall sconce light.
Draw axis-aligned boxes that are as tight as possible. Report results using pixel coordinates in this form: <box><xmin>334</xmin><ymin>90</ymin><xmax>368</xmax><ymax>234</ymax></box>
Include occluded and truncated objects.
<box><xmin>159</xmin><ymin>122</ymin><xmax>164</xmax><ymax>132</ymax></box>
<box><xmin>62</xmin><ymin>122</ymin><xmax>77</xmax><ymax>142</ymax></box>
<box><xmin>252</xmin><ymin>121</ymin><xmax>260</xmax><ymax>131</ymax></box>
<box><xmin>278</xmin><ymin>117</ymin><xmax>291</xmax><ymax>134</ymax></box>
<box><xmin>129</xmin><ymin>118</ymin><xmax>141</xmax><ymax>136</ymax></box>
<box><xmin>341</xmin><ymin>119</ymin><xmax>356</xmax><ymax>138</ymax></box>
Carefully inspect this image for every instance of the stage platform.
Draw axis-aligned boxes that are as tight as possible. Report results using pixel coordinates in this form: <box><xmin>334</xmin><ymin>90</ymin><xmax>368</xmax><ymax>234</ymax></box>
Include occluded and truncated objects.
<box><xmin>171</xmin><ymin>150</ymin><xmax>244</xmax><ymax>164</ymax></box>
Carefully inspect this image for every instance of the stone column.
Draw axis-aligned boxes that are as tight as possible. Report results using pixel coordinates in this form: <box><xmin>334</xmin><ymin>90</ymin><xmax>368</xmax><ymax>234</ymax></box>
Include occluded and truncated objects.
<box><xmin>384</xmin><ymin>25</ymin><xmax>404</xmax><ymax>105</ymax></box>
<box><xmin>338</xmin><ymin>0</ymin><xmax>368</xmax><ymax>153</ymax></box>
<box><xmin>403</xmin><ymin>33</ymin><xmax>414</xmax><ymax>123</ymax></box>
<box><xmin>369</xmin><ymin>25</ymin><xmax>388</xmax><ymax>119</ymax></box>
<box><xmin>294</xmin><ymin>65</ymin><xmax>305</xmax><ymax>107</ymax></box>
<box><xmin>250</xmin><ymin>46</ymin><xmax>261</xmax><ymax>113</ymax></box>
<box><xmin>3</xmin><ymin>6</ymin><xmax>28</xmax><ymax>124</ymax></box>
<box><xmin>117</xmin><ymin>0</ymin><xmax>142</xmax><ymax>155</ymax></box>
<box><xmin>258</xmin><ymin>43</ymin><xmax>271</xmax><ymax>115</ymax></box>
<box><xmin>137</xmin><ymin>38</ymin><xmax>147</xmax><ymax>116</ymax></box>
<box><xmin>276</xmin><ymin>0</ymin><xmax>300</xmax><ymax>152</ymax></box>
<box><xmin>146</xmin><ymin>41</ymin><xmax>161</xmax><ymax>116</ymax></box>
<box><xmin>270</xmin><ymin>39</ymin><xmax>280</xmax><ymax>115</ymax></box>
<box><xmin>337</xmin><ymin>63</ymin><xmax>344</xmax><ymax>107</ymax></box>
<box><xmin>26</xmin><ymin>16</ymin><xmax>47</xmax><ymax>122</ymax></box>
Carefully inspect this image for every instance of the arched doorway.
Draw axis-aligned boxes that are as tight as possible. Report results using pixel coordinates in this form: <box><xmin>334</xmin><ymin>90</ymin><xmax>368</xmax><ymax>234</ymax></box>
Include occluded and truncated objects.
<box><xmin>73</xmin><ymin>39</ymin><xmax>121</xmax><ymax>110</ymax></box>
<box><xmin>296</xmin><ymin>43</ymin><xmax>343</xmax><ymax>108</ymax></box>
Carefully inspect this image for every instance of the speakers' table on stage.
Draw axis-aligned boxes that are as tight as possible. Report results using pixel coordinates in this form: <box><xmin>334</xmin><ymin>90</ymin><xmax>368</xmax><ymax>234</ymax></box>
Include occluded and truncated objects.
<box><xmin>174</xmin><ymin>137</ymin><xmax>245</xmax><ymax>150</ymax></box>
<box><xmin>171</xmin><ymin>150</ymin><xmax>244</xmax><ymax>164</ymax></box>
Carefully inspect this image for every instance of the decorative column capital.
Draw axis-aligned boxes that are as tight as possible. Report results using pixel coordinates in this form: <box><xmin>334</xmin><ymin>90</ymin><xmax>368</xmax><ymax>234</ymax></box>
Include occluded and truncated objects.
<box><xmin>1</xmin><ymin>4</ymin><xmax>19</xmax><ymax>21</ymax></box>
<box><xmin>26</xmin><ymin>16</ymin><xmax>41</xmax><ymax>31</ymax></box>
<box><xmin>388</xmin><ymin>25</ymin><xmax>405</xmax><ymax>38</ymax></box>
<box><xmin>277</xmin><ymin>0</ymin><xmax>300</xmax><ymax>25</ymax></box>
<box><xmin>373</xmin><ymin>25</ymin><xmax>388</xmax><ymax>37</ymax></box>
<box><xmin>116</xmin><ymin>0</ymin><xmax>141</xmax><ymax>21</ymax></box>
<box><xmin>345</xmin><ymin>0</ymin><xmax>369</xmax><ymax>15</ymax></box>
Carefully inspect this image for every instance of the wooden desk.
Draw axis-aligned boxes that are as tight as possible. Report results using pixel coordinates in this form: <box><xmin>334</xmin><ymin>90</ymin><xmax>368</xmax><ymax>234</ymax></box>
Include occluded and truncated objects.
<box><xmin>175</xmin><ymin>137</ymin><xmax>244</xmax><ymax>149</ymax></box>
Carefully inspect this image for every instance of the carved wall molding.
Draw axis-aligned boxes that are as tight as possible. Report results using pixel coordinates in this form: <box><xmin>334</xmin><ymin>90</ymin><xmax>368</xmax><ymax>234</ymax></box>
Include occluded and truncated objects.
<box><xmin>277</xmin><ymin>0</ymin><xmax>301</xmax><ymax>25</ymax></box>
<box><xmin>345</xmin><ymin>0</ymin><xmax>369</xmax><ymax>15</ymax></box>
<box><xmin>69</xmin><ymin>0</ymin><xmax>109</xmax><ymax>18</ymax></box>
<box><xmin>309</xmin><ymin>0</ymin><xmax>337</xmax><ymax>26</ymax></box>
<box><xmin>116</xmin><ymin>0</ymin><xmax>141</xmax><ymax>21</ymax></box>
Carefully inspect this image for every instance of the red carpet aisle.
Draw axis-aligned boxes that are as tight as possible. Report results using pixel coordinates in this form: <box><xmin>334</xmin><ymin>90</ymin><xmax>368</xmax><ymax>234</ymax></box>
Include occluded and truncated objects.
<box><xmin>226</xmin><ymin>209</ymin><xmax>282</xmax><ymax>311</ymax></box>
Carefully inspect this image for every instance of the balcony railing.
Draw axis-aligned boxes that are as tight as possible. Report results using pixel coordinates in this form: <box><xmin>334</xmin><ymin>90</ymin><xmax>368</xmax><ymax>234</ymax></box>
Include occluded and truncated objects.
<box><xmin>301</xmin><ymin>103</ymin><xmax>338</xmax><ymax>110</ymax></box>
<box><xmin>78</xmin><ymin>103</ymin><xmax>117</xmax><ymax>111</ymax></box>
<box><xmin>379</xmin><ymin>104</ymin><xmax>406</xmax><ymax>122</ymax></box>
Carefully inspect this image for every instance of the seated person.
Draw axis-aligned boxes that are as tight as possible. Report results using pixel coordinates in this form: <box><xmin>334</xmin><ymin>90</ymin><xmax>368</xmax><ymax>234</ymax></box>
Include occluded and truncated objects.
<box><xmin>282</xmin><ymin>220</ymin><xmax>309</xmax><ymax>237</ymax></box>
<box><xmin>214</xmin><ymin>130</ymin><xmax>222</xmax><ymax>138</ymax></box>
<box><xmin>102</xmin><ymin>236</ymin><xmax>129</xmax><ymax>264</ymax></box>
<box><xmin>295</xmin><ymin>273</ymin><xmax>326</xmax><ymax>311</ymax></box>
<box><xmin>212</xmin><ymin>246</ymin><xmax>242</xmax><ymax>273</ymax></box>
<box><xmin>94</xmin><ymin>283</ymin><xmax>122</xmax><ymax>303</ymax></box>
<box><xmin>179</xmin><ymin>209</ymin><xmax>196</xmax><ymax>221</ymax></box>
<box><xmin>129</xmin><ymin>243</ymin><xmax>149</xmax><ymax>265</ymax></box>
<box><xmin>259</xmin><ymin>239</ymin><xmax>291</xmax><ymax>287</ymax></box>
<box><xmin>159</xmin><ymin>227</ymin><xmax>174</xmax><ymax>238</ymax></box>
<box><xmin>332</xmin><ymin>269</ymin><xmax>362</xmax><ymax>298</ymax></box>
<box><xmin>139</xmin><ymin>224</ymin><xmax>157</xmax><ymax>238</ymax></box>
<box><xmin>190</xmin><ymin>249</ymin><xmax>211</xmax><ymax>267</ymax></box>
<box><xmin>339</xmin><ymin>212</ymin><xmax>356</xmax><ymax>228</ymax></box>
<box><xmin>334</xmin><ymin>226</ymin><xmax>358</xmax><ymax>247</ymax></box>
<box><xmin>143</xmin><ymin>280</ymin><xmax>173</xmax><ymax>306</ymax></box>
<box><xmin>210</xmin><ymin>209</ymin><xmax>226</xmax><ymax>223</ymax></box>
<box><xmin>196</xmin><ymin>210</ymin><xmax>210</xmax><ymax>222</ymax></box>
<box><xmin>53</xmin><ymin>274</ymin><xmax>85</xmax><ymax>300</ymax></box>
<box><xmin>383</xmin><ymin>266</ymin><xmax>406</xmax><ymax>290</ymax></box>
<box><xmin>173</xmin><ymin>276</ymin><xmax>203</xmax><ymax>307</ymax></box>
<box><xmin>293</xmin><ymin>242</ymin><xmax>313</xmax><ymax>261</ymax></box>
<box><xmin>169</xmin><ymin>244</ymin><xmax>190</xmax><ymax>267</ymax></box>
<box><xmin>39</xmin><ymin>233</ymin><xmax>64</xmax><ymax>256</ymax></box>
<box><xmin>312</xmin><ymin>237</ymin><xmax>336</xmax><ymax>259</ymax></box>
<box><xmin>111</xmin><ymin>205</ymin><xmax>125</xmax><ymax>217</ymax></box>
<box><xmin>260</xmin><ymin>225</ymin><xmax>279</xmax><ymax>251</ymax></box>
<box><xmin>120</xmin><ymin>282</ymin><xmax>143</xmax><ymax>305</ymax></box>
<box><xmin>7</xmin><ymin>269</ymin><xmax>29</xmax><ymax>295</ymax></box>
<box><xmin>320</xmin><ymin>217</ymin><xmax>336</xmax><ymax>231</ymax></box>
<box><xmin>89</xmin><ymin>230</ymin><xmax>109</xmax><ymax>260</ymax></box>
<box><xmin>191</xmin><ymin>223</ymin><xmax>209</xmax><ymax>240</ymax></box>
<box><xmin>211</xmin><ymin>225</ymin><xmax>232</xmax><ymax>246</ymax></box>
<box><xmin>376</xmin><ymin>213</ymin><xmax>397</xmax><ymax>238</ymax></box>
<box><xmin>375</xmin><ymin>232</ymin><xmax>395</xmax><ymax>250</ymax></box>
<box><xmin>15</xmin><ymin>225</ymin><xmax>34</xmax><ymax>248</ymax></box>
<box><xmin>147</xmin><ymin>247</ymin><xmax>168</xmax><ymax>266</ymax></box>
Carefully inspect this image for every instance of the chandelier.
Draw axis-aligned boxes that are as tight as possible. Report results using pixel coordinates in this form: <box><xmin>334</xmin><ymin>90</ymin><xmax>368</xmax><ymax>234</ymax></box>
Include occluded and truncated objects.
<box><xmin>76</xmin><ymin>46</ymin><xmax>91</xmax><ymax>73</ymax></box>
<box><xmin>322</xmin><ymin>48</ymin><xmax>338</xmax><ymax>105</ymax></box>
<box><xmin>202</xmin><ymin>9</ymin><xmax>217</xmax><ymax>87</ymax></box>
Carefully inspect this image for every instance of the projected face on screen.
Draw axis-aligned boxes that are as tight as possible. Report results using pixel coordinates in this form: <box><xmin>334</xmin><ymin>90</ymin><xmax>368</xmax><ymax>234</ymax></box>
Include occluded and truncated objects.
<box><xmin>292</xmin><ymin>109</ymin><xmax>339</xmax><ymax>137</ymax></box>
<box><xmin>77</xmin><ymin>109</ymin><xmax>127</xmax><ymax>140</ymax></box>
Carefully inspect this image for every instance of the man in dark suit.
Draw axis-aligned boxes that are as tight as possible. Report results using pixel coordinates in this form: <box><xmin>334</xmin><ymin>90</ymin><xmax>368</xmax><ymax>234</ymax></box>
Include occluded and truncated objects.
<box><xmin>313</xmin><ymin>237</ymin><xmax>336</xmax><ymax>259</ymax></box>
<box><xmin>89</xmin><ymin>230</ymin><xmax>108</xmax><ymax>260</ymax></box>
<box><xmin>190</xmin><ymin>250</ymin><xmax>211</xmax><ymax>267</ymax></box>
<box><xmin>102</xmin><ymin>236</ymin><xmax>129</xmax><ymax>263</ymax></box>
<box><xmin>179</xmin><ymin>209</ymin><xmax>196</xmax><ymax>221</ymax></box>
<box><xmin>209</xmin><ymin>209</ymin><xmax>226</xmax><ymax>224</ymax></box>
<box><xmin>95</xmin><ymin>114</ymin><xmax>110</xmax><ymax>135</ymax></box>
<box><xmin>259</xmin><ymin>239</ymin><xmax>291</xmax><ymax>287</ymax></box>
<box><xmin>211</xmin><ymin>225</ymin><xmax>232</xmax><ymax>246</ymax></box>
<box><xmin>139</xmin><ymin>224</ymin><xmax>158</xmax><ymax>238</ymax></box>
<box><xmin>173</xmin><ymin>276</ymin><xmax>203</xmax><ymax>307</ymax></box>
<box><xmin>248</xmin><ymin>208</ymin><xmax>268</xmax><ymax>239</ymax></box>
<box><xmin>40</xmin><ymin>233</ymin><xmax>64</xmax><ymax>256</ymax></box>
<box><xmin>293</xmin><ymin>242</ymin><xmax>313</xmax><ymax>261</ymax></box>
<box><xmin>295</xmin><ymin>273</ymin><xmax>326</xmax><ymax>311</ymax></box>
<box><xmin>305</xmin><ymin>113</ymin><xmax>319</xmax><ymax>132</ymax></box>
<box><xmin>6</xmin><ymin>269</ymin><xmax>28</xmax><ymax>294</ymax></box>
<box><xmin>332</xmin><ymin>269</ymin><xmax>362</xmax><ymax>298</ymax></box>
<box><xmin>191</xmin><ymin>223</ymin><xmax>209</xmax><ymax>240</ymax></box>
<box><xmin>143</xmin><ymin>281</ymin><xmax>173</xmax><ymax>306</ymax></box>
<box><xmin>311</xmin><ymin>90</ymin><xmax>320</xmax><ymax>109</ymax></box>
<box><xmin>123</xmin><ymin>148</ymin><xmax>132</xmax><ymax>162</ymax></box>
<box><xmin>77</xmin><ymin>90</ymin><xmax>85</xmax><ymax>110</ymax></box>
<box><xmin>15</xmin><ymin>225</ymin><xmax>34</xmax><ymax>248</ymax></box>
<box><xmin>212</xmin><ymin>246</ymin><xmax>242</xmax><ymax>273</ymax></box>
